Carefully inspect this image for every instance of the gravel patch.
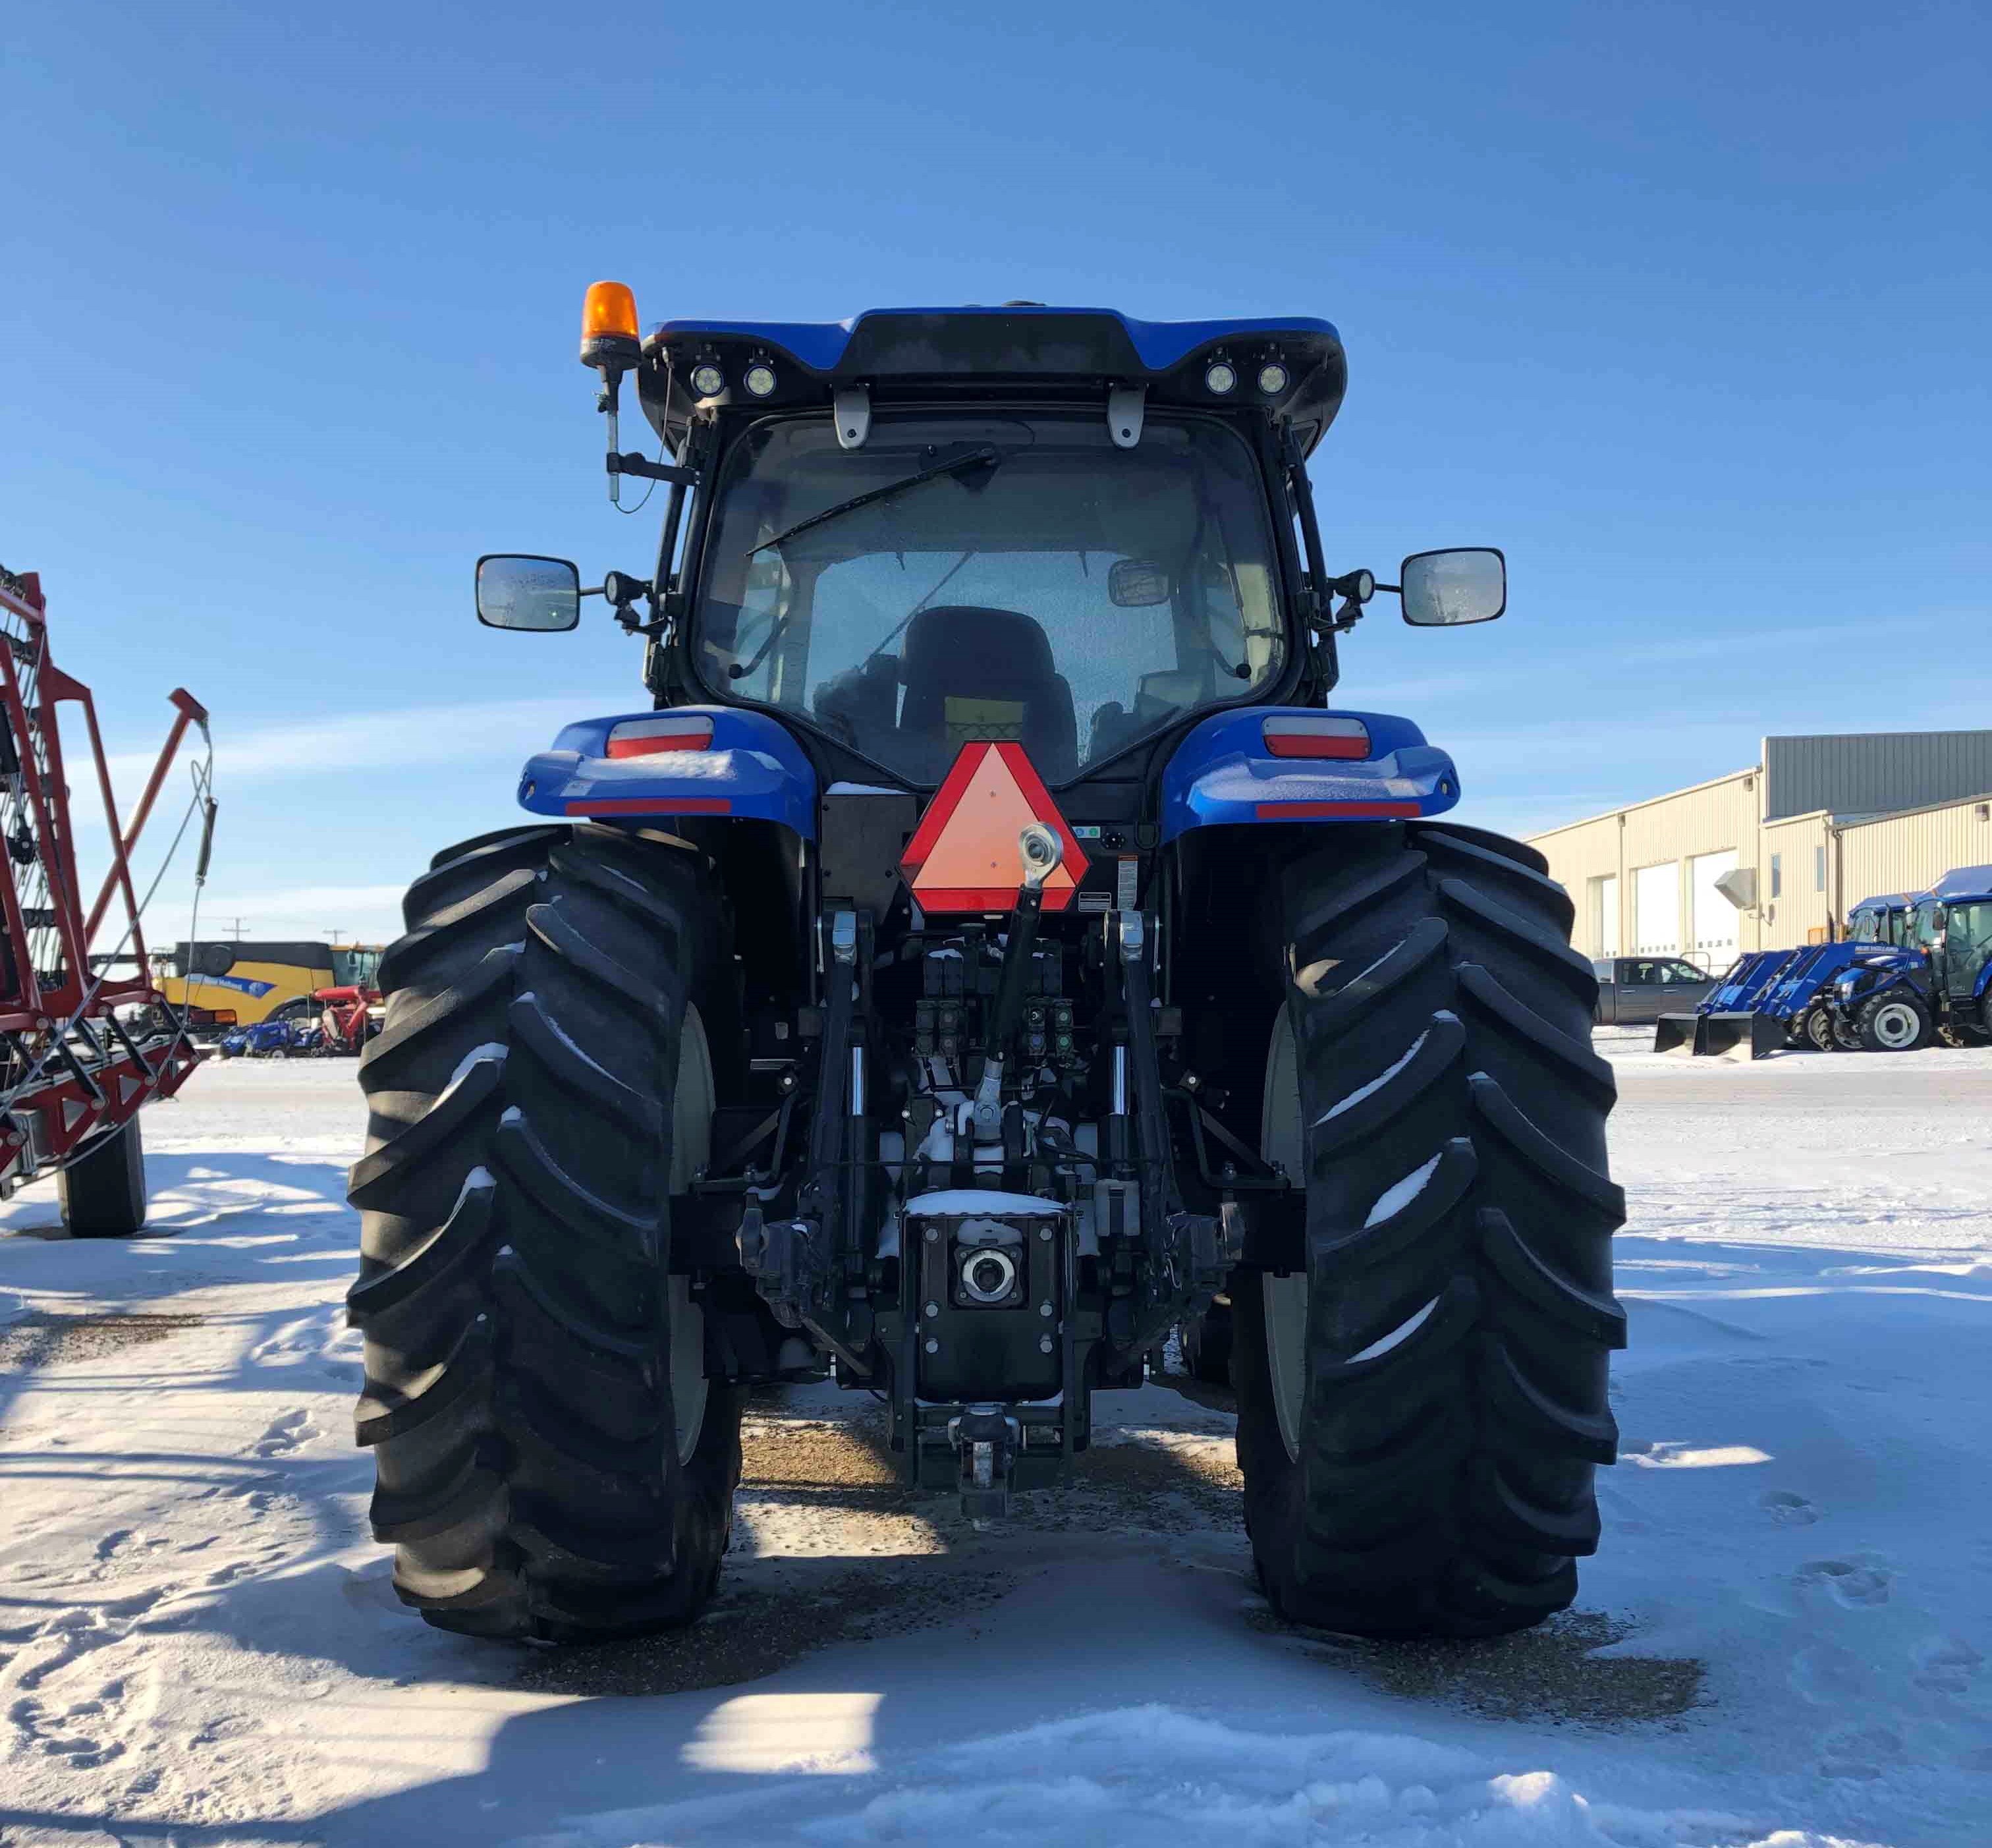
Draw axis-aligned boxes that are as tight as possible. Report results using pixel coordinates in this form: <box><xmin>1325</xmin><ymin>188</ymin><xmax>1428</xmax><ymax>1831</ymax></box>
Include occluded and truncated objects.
<box><xmin>0</xmin><ymin>1310</ymin><xmax>205</xmax><ymax>1370</ymax></box>
<box><xmin>512</xmin><ymin>1557</ymin><xmax>1020</xmax><ymax>1698</ymax></box>
<box><xmin>515</xmin><ymin>1388</ymin><xmax>1242</xmax><ymax>1696</ymax></box>
<box><xmin>1254</xmin><ymin>1605</ymin><xmax>1708</xmax><ymax>1727</ymax></box>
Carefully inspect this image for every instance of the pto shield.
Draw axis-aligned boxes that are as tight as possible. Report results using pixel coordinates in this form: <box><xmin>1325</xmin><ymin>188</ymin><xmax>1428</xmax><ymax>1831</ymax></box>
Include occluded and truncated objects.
<box><xmin>900</xmin><ymin>742</ymin><xmax>1089</xmax><ymax>914</ymax></box>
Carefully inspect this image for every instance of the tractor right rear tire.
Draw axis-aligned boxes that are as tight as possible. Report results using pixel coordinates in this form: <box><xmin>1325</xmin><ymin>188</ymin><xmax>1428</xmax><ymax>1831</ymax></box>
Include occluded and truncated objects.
<box><xmin>346</xmin><ymin>824</ymin><xmax>742</xmax><ymax>1640</ymax></box>
<box><xmin>59</xmin><ymin>1117</ymin><xmax>148</xmax><ymax>1238</ymax></box>
<box><xmin>1233</xmin><ymin>822</ymin><xmax>1626</xmax><ymax>1638</ymax></box>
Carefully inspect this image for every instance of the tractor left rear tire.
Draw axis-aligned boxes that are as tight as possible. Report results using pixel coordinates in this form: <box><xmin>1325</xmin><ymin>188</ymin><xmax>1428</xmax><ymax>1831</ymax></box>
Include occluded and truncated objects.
<box><xmin>1232</xmin><ymin>821</ymin><xmax>1626</xmax><ymax>1638</ymax></box>
<box><xmin>59</xmin><ymin>1117</ymin><xmax>148</xmax><ymax>1238</ymax></box>
<box><xmin>346</xmin><ymin>823</ymin><xmax>743</xmax><ymax>1642</ymax></box>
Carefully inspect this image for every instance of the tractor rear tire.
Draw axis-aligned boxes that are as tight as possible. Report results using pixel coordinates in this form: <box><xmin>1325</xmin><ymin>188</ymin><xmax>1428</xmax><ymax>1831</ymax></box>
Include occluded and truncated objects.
<box><xmin>1234</xmin><ymin>822</ymin><xmax>1625</xmax><ymax>1638</ymax></box>
<box><xmin>1857</xmin><ymin>992</ymin><xmax>1931</xmax><ymax>1053</ymax></box>
<box><xmin>346</xmin><ymin>824</ymin><xmax>743</xmax><ymax>1641</ymax></box>
<box><xmin>59</xmin><ymin>1117</ymin><xmax>148</xmax><ymax>1238</ymax></box>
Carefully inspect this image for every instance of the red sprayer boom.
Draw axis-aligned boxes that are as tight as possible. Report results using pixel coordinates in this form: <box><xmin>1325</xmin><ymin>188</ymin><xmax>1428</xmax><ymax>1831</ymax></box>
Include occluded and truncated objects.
<box><xmin>0</xmin><ymin>565</ymin><xmax>215</xmax><ymax>1198</ymax></box>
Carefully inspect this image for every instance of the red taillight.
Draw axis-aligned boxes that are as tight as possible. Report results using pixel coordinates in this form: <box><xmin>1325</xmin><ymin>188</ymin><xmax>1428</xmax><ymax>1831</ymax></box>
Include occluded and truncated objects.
<box><xmin>604</xmin><ymin>716</ymin><xmax>715</xmax><ymax>758</ymax></box>
<box><xmin>1262</xmin><ymin>715</ymin><xmax>1371</xmax><ymax>760</ymax></box>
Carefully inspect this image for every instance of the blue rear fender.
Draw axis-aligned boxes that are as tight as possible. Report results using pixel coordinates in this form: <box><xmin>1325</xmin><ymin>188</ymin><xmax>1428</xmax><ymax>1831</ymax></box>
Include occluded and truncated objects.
<box><xmin>1157</xmin><ymin>708</ymin><xmax>1460</xmax><ymax>845</ymax></box>
<box><xmin>517</xmin><ymin>706</ymin><xmax>817</xmax><ymax>839</ymax></box>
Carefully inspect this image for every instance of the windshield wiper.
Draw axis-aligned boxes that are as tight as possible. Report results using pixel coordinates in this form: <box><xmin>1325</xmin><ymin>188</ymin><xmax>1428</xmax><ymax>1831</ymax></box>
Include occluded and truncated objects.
<box><xmin>728</xmin><ymin>614</ymin><xmax>789</xmax><ymax>680</ymax></box>
<box><xmin>746</xmin><ymin>445</ymin><xmax>1001</xmax><ymax>558</ymax></box>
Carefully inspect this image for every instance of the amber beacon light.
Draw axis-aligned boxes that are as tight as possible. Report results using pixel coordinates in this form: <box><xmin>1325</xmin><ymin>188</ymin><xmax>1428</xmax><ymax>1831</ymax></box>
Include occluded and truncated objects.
<box><xmin>580</xmin><ymin>281</ymin><xmax>640</xmax><ymax>374</ymax></box>
<box><xmin>580</xmin><ymin>281</ymin><xmax>644</xmax><ymax>505</ymax></box>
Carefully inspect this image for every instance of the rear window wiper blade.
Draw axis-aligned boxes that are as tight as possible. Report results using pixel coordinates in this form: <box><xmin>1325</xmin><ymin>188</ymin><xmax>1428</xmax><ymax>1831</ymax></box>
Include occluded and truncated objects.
<box><xmin>746</xmin><ymin>445</ymin><xmax>1001</xmax><ymax>558</ymax></box>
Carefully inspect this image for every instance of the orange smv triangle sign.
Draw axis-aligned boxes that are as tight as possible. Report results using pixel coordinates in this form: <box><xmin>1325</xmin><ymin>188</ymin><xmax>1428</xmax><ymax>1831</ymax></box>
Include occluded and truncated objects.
<box><xmin>900</xmin><ymin>742</ymin><xmax>1091</xmax><ymax>914</ymax></box>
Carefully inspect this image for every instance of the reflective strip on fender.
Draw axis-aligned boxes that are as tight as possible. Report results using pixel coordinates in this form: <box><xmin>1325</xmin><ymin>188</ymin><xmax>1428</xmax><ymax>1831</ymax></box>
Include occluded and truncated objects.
<box><xmin>565</xmin><ymin>796</ymin><xmax>732</xmax><ymax>816</ymax></box>
<box><xmin>1254</xmin><ymin>799</ymin><xmax>1422</xmax><ymax>819</ymax></box>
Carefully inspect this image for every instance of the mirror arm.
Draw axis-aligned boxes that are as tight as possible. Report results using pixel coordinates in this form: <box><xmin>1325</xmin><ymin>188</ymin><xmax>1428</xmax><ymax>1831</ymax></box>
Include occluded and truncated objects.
<box><xmin>609</xmin><ymin>453</ymin><xmax>700</xmax><ymax>487</ymax></box>
<box><xmin>579</xmin><ymin>576</ymin><xmax>670</xmax><ymax>638</ymax></box>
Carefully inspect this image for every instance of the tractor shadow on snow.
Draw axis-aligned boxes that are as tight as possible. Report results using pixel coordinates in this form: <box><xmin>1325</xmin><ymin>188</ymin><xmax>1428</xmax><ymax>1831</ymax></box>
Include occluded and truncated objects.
<box><xmin>0</xmin><ymin>1146</ymin><xmax>1729</xmax><ymax>1847</ymax></box>
<box><xmin>0</xmin><ymin>1148</ymin><xmax>362</xmax><ymax>1441</ymax></box>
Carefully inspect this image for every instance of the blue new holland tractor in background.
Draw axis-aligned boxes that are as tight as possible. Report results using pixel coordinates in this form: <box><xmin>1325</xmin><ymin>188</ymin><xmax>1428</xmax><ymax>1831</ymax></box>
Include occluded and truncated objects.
<box><xmin>344</xmin><ymin>293</ymin><xmax>1624</xmax><ymax>1646</ymax></box>
<box><xmin>1655</xmin><ymin>891</ymin><xmax>1922</xmax><ymax>1057</ymax></box>
<box><xmin>1821</xmin><ymin>866</ymin><xmax>1992</xmax><ymax>1050</ymax></box>
<box><xmin>1656</xmin><ymin>883</ymin><xmax>1985</xmax><ymax>1057</ymax></box>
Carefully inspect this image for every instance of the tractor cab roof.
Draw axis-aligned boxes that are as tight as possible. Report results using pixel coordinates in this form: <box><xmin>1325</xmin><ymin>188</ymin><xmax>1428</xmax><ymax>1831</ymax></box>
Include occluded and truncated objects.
<box><xmin>1932</xmin><ymin>864</ymin><xmax>1992</xmax><ymax>904</ymax></box>
<box><xmin>1850</xmin><ymin>893</ymin><xmax>1917</xmax><ymax>915</ymax></box>
<box><xmin>636</xmin><ymin>306</ymin><xmax>1347</xmax><ymax>455</ymax></box>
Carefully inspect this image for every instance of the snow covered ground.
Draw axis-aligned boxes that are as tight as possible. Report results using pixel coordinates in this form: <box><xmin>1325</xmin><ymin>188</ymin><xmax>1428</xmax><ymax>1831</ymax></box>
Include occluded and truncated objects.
<box><xmin>2</xmin><ymin>1045</ymin><xmax>1988</xmax><ymax>1847</ymax></box>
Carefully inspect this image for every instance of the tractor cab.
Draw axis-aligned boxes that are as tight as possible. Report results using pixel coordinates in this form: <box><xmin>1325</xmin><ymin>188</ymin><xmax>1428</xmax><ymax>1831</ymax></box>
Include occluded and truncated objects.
<box><xmin>1928</xmin><ymin>868</ymin><xmax>1992</xmax><ymax>1027</ymax></box>
<box><xmin>1846</xmin><ymin>893</ymin><xmax>1916</xmax><ymax>947</ymax></box>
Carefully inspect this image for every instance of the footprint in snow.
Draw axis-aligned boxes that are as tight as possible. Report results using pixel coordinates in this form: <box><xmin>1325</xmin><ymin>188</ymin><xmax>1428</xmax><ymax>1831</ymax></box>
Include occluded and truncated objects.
<box><xmin>5</xmin><ymin>1666</ymin><xmax>144</xmax><ymax>1773</ymax></box>
<box><xmin>1797</xmin><ymin>1558</ymin><xmax>1892</xmax><ymax>1606</ymax></box>
<box><xmin>253</xmin><ymin>1410</ymin><xmax>318</xmax><ymax>1457</ymax></box>
<box><xmin>1817</xmin><ymin>1723</ymin><xmax>1905</xmax><ymax>1780</ymax></box>
<box><xmin>1912</xmin><ymin>1635</ymin><xmax>1983</xmax><ymax>1695</ymax></box>
<box><xmin>248</xmin><ymin>1318</ymin><xmax>322</xmax><ymax>1368</ymax></box>
<box><xmin>190</xmin><ymin>1710</ymin><xmax>263</xmax><ymax>1748</ymax></box>
<box><xmin>1760</xmin><ymin>1489</ymin><xmax>1819</xmax><ymax>1526</ymax></box>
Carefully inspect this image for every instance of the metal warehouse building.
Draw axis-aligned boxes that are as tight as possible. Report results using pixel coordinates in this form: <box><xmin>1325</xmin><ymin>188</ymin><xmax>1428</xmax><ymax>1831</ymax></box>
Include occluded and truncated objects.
<box><xmin>1528</xmin><ymin>731</ymin><xmax>1992</xmax><ymax>965</ymax></box>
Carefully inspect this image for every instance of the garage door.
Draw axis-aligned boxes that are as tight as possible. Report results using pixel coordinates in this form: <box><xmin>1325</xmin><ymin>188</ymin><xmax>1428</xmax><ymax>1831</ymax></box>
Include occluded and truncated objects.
<box><xmin>1591</xmin><ymin>874</ymin><xmax>1620</xmax><ymax>957</ymax></box>
<box><xmin>1690</xmin><ymin>849</ymin><xmax>1741</xmax><ymax>968</ymax></box>
<box><xmin>1634</xmin><ymin>862</ymin><xmax>1679</xmax><ymax>955</ymax></box>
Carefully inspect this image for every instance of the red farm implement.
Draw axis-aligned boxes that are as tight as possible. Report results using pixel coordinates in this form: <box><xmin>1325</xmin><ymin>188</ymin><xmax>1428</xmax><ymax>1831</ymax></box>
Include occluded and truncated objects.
<box><xmin>0</xmin><ymin>565</ymin><xmax>215</xmax><ymax>1235</ymax></box>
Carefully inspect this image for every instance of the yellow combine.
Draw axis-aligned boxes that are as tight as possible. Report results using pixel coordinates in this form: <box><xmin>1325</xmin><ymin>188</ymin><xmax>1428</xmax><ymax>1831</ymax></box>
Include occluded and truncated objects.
<box><xmin>159</xmin><ymin>939</ymin><xmax>382</xmax><ymax>1026</ymax></box>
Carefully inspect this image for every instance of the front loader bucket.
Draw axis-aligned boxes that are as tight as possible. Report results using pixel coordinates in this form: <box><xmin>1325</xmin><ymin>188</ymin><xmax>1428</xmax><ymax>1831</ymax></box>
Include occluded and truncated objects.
<box><xmin>1697</xmin><ymin>1011</ymin><xmax>1783</xmax><ymax>1061</ymax></box>
<box><xmin>1653</xmin><ymin>1013</ymin><xmax>1704</xmax><ymax>1056</ymax></box>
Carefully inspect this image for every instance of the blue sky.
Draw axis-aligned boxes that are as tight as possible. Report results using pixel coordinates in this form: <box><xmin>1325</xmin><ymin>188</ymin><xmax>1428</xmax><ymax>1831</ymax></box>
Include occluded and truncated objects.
<box><xmin>5</xmin><ymin>0</ymin><xmax>1987</xmax><ymax>946</ymax></box>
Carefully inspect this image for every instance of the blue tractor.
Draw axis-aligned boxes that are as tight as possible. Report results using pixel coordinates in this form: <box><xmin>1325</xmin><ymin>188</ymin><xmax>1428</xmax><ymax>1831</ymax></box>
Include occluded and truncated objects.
<box><xmin>1823</xmin><ymin>866</ymin><xmax>1992</xmax><ymax>1050</ymax></box>
<box><xmin>1654</xmin><ymin>891</ymin><xmax>1929</xmax><ymax>1057</ymax></box>
<box><xmin>343</xmin><ymin>294</ymin><xmax>1624</xmax><ymax>1645</ymax></box>
<box><xmin>218</xmin><ymin>1015</ymin><xmax>326</xmax><ymax>1059</ymax></box>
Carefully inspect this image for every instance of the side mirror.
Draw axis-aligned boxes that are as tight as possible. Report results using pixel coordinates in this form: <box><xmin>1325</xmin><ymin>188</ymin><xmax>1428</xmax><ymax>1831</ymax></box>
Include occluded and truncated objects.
<box><xmin>1400</xmin><ymin>547</ymin><xmax>1506</xmax><ymax>627</ymax></box>
<box><xmin>1107</xmin><ymin>559</ymin><xmax>1171</xmax><ymax>607</ymax></box>
<box><xmin>476</xmin><ymin>554</ymin><xmax>581</xmax><ymax>632</ymax></box>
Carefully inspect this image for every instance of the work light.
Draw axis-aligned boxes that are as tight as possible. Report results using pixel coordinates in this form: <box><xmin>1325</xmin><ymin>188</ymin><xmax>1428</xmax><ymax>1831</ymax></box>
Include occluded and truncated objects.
<box><xmin>743</xmin><ymin>361</ymin><xmax>777</xmax><ymax>397</ymax></box>
<box><xmin>1258</xmin><ymin>361</ymin><xmax>1290</xmax><ymax>395</ymax></box>
<box><xmin>689</xmin><ymin>362</ymin><xmax>725</xmax><ymax>398</ymax></box>
<box><xmin>1204</xmin><ymin>360</ymin><xmax>1238</xmax><ymax>395</ymax></box>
